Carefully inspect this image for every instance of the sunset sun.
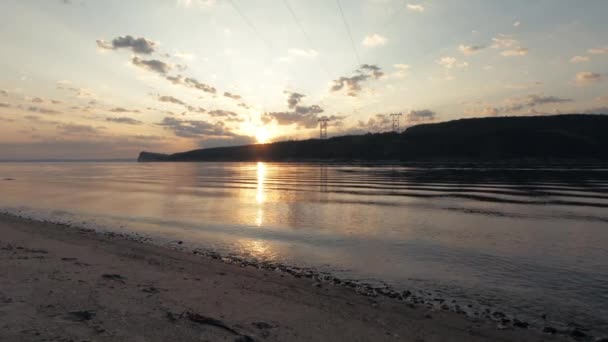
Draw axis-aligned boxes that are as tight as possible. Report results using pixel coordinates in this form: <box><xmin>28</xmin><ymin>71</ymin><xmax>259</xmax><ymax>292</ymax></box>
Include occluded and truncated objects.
<box><xmin>255</xmin><ymin>127</ymin><xmax>270</xmax><ymax>144</ymax></box>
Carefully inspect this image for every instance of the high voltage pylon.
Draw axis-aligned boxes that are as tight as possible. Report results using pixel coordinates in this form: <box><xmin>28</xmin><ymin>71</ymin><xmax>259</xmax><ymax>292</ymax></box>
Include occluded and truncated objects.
<box><xmin>318</xmin><ymin>118</ymin><xmax>329</xmax><ymax>139</ymax></box>
<box><xmin>390</xmin><ymin>113</ymin><xmax>402</xmax><ymax>132</ymax></box>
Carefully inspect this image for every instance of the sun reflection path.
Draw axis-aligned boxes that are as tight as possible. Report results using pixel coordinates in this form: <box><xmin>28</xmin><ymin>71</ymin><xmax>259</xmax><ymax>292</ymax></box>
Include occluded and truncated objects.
<box><xmin>255</xmin><ymin>162</ymin><xmax>266</xmax><ymax>226</ymax></box>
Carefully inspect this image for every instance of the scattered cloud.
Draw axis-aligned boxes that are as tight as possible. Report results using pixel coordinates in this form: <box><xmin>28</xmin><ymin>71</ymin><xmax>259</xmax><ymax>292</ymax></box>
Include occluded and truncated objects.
<box><xmin>406</xmin><ymin>109</ymin><xmax>436</xmax><ymax>122</ymax></box>
<box><xmin>331</xmin><ymin>64</ymin><xmax>384</xmax><ymax>96</ymax></box>
<box><xmin>491</xmin><ymin>34</ymin><xmax>518</xmax><ymax>49</ymax></box>
<box><xmin>166</xmin><ymin>75</ymin><xmax>217</xmax><ymax>94</ymax></box>
<box><xmin>31</xmin><ymin>97</ymin><xmax>44</xmax><ymax>103</ymax></box>
<box><xmin>491</xmin><ymin>34</ymin><xmax>528</xmax><ymax>57</ymax></box>
<box><xmin>173</xmin><ymin>51</ymin><xmax>195</xmax><ymax>60</ymax></box>
<box><xmin>436</xmin><ymin>57</ymin><xmax>468</xmax><ymax>69</ymax></box>
<box><xmin>406</xmin><ymin>4</ymin><xmax>424</xmax><ymax>12</ymax></box>
<box><xmin>580</xmin><ymin>106</ymin><xmax>608</xmax><ymax>114</ymax></box>
<box><xmin>106</xmin><ymin>117</ymin><xmax>143</xmax><ymax>125</ymax></box>
<box><xmin>465</xmin><ymin>94</ymin><xmax>572</xmax><ymax>116</ymax></box>
<box><xmin>362</xmin><ymin>34</ymin><xmax>387</xmax><ymax>47</ymax></box>
<box><xmin>263</xmin><ymin>91</ymin><xmax>339</xmax><ymax>128</ymax></box>
<box><xmin>504</xmin><ymin>81</ymin><xmax>543</xmax><ymax>90</ymax></box>
<box><xmin>158</xmin><ymin>117</ymin><xmax>234</xmax><ymax>138</ymax></box>
<box><xmin>392</xmin><ymin>64</ymin><xmax>410</xmax><ymax>78</ymax></box>
<box><xmin>459</xmin><ymin>44</ymin><xmax>485</xmax><ymax>55</ymax></box>
<box><xmin>223</xmin><ymin>92</ymin><xmax>242</xmax><ymax>100</ymax></box>
<box><xmin>208</xmin><ymin>109</ymin><xmax>239</xmax><ymax>118</ymax></box>
<box><xmin>501</xmin><ymin>47</ymin><xmax>528</xmax><ymax>57</ymax></box>
<box><xmin>96</xmin><ymin>35</ymin><xmax>156</xmax><ymax>54</ymax></box>
<box><xmin>158</xmin><ymin>95</ymin><xmax>187</xmax><ymax>106</ymax></box>
<box><xmin>596</xmin><ymin>95</ymin><xmax>608</xmax><ymax>103</ymax></box>
<box><xmin>57</xmin><ymin>123</ymin><xmax>100</xmax><ymax>135</ymax></box>
<box><xmin>26</xmin><ymin>106</ymin><xmax>62</xmax><ymax>115</ymax></box>
<box><xmin>132</xmin><ymin>57</ymin><xmax>171</xmax><ymax>74</ymax></box>
<box><xmin>576</xmin><ymin>71</ymin><xmax>603</xmax><ymax>86</ymax></box>
<box><xmin>513</xmin><ymin>21</ymin><xmax>521</xmax><ymax>27</ymax></box>
<box><xmin>0</xmin><ymin>102</ymin><xmax>10</xmax><ymax>108</ymax></box>
<box><xmin>286</xmin><ymin>92</ymin><xmax>305</xmax><ymax>109</ymax></box>
<box><xmin>109</xmin><ymin>107</ymin><xmax>140</xmax><ymax>113</ymax></box>
<box><xmin>0</xmin><ymin>90</ymin><xmax>7</xmax><ymax>96</ymax></box>
<box><xmin>570</xmin><ymin>56</ymin><xmax>590</xmax><ymax>64</ymax></box>
<box><xmin>588</xmin><ymin>47</ymin><xmax>608</xmax><ymax>55</ymax></box>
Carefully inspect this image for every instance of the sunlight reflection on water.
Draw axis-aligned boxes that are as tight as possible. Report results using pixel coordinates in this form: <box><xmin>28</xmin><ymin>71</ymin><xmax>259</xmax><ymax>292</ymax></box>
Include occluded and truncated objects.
<box><xmin>1</xmin><ymin>161</ymin><xmax>607</xmax><ymax>334</ymax></box>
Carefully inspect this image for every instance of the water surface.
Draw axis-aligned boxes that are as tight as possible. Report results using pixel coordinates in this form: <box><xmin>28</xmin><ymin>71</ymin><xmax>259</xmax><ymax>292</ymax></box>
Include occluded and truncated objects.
<box><xmin>1</xmin><ymin>162</ymin><xmax>607</xmax><ymax>334</ymax></box>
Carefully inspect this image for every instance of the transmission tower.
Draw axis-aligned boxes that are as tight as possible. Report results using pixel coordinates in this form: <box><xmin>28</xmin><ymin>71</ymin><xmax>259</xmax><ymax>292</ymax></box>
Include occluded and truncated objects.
<box><xmin>390</xmin><ymin>113</ymin><xmax>402</xmax><ymax>132</ymax></box>
<box><xmin>318</xmin><ymin>118</ymin><xmax>329</xmax><ymax>139</ymax></box>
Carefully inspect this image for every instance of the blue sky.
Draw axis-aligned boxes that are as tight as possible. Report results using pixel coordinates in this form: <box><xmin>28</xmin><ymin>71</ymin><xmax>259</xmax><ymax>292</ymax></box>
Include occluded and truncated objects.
<box><xmin>0</xmin><ymin>0</ymin><xmax>607</xmax><ymax>159</ymax></box>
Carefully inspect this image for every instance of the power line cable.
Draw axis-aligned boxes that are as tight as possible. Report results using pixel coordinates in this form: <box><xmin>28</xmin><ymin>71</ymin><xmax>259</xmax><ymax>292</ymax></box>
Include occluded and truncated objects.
<box><xmin>335</xmin><ymin>0</ymin><xmax>361</xmax><ymax>66</ymax></box>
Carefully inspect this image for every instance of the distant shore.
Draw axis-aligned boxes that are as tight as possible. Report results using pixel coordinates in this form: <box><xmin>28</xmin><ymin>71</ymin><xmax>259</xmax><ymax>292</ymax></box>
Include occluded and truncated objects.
<box><xmin>0</xmin><ymin>213</ymin><xmax>569</xmax><ymax>341</ymax></box>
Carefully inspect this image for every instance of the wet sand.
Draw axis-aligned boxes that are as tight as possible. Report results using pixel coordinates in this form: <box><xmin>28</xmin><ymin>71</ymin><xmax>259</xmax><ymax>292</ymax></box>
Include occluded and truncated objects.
<box><xmin>0</xmin><ymin>213</ymin><xmax>566</xmax><ymax>341</ymax></box>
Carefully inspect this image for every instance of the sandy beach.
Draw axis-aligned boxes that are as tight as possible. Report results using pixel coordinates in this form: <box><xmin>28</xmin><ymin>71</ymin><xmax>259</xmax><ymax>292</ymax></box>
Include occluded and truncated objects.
<box><xmin>0</xmin><ymin>213</ymin><xmax>567</xmax><ymax>342</ymax></box>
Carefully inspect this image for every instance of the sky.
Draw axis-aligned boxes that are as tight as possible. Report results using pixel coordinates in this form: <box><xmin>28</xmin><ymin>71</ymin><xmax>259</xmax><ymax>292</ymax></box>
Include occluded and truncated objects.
<box><xmin>0</xmin><ymin>0</ymin><xmax>607</xmax><ymax>159</ymax></box>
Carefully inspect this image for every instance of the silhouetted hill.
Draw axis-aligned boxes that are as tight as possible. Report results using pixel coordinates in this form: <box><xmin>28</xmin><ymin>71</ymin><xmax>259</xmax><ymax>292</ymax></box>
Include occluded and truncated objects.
<box><xmin>138</xmin><ymin>114</ymin><xmax>608</xmax><ymax>162</ymax></box>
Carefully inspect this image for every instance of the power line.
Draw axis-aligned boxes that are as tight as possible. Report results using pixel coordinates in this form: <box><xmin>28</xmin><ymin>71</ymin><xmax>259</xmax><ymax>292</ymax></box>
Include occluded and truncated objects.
<box><xmin>335</xmin><ymin>0</ymin><xmax>361</xmax><ymax>66</ymax></box>
<box><xmin>283</xmin><ymin>0</ymin><xmax>332</xmax><ymax>79</ymax></box>
<box><xmin>228</xmin><ymin>0</ymin><xmax>274</xmax><ymax>52</ymax></box>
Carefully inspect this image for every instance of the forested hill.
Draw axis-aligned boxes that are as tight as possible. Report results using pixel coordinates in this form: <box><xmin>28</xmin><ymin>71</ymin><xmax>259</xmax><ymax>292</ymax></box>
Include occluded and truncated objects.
<box><xmin>138</xmin><ymin>114</ymin><xmax>608</xmax><ymax>162</ymax></box>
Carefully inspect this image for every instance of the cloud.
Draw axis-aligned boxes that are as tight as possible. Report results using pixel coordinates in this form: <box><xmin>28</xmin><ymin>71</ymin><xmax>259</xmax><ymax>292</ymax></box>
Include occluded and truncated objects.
<box><xmin>406</xmin><ymin>4</ymin><xmax>424</xmax><ymax>12</ymax></box>
<box><xmin>491</xmin><ymin>34</ymin><xmax>518</xmax><ymax>49</ymax></box>
<box><xmin>158</xmin><ymin>95</ymin><xmax>187</xmax><ymax>106</ymax></box>
<box><xmin>223</xmin><ymin>92</ymin><xmax>242</xmax><ymax>100</ymax></box>
<box><xmin>406</xmin><ymin>109</ymin><xmax>436</xmax><ymax>122</ymax></box>
<box><xmin>199</xmin><ymin>135</ymin><xmax>256</xmax><ymax>149</ymax></box>
<box><xmin>362</xmin><ymin>34</ymin><xmax>387</xmax><ymax>47</ymax></box>
<box><xmin>31</xmin><ymin>97</ymin><xmax>44</xmax><ymax>103</ymax></box>
<box><xmin>436</xmin><ymin>57</ymin><xmax>468</xmax><ymax>69</ymax></box>
<box><xmin>132</xmin><ymin>57</ymin><xmax>171</xmax><ymax>74</ymax></box>
<box><xmin>596</xmin><ymin>95</ymin><xmax>608</xmax><ymax>103</ymax></box>
<box><xmin>393</xmin><ymin>64</ymin><xmax>410</xmax><ymax>78</ymax></box>
<box><xmin>96</xmin><ymin>35</ymin><xmax>156</xmax><ymax>54</ymax></box>
<box><xmin>353</xmin><ymin>114</ymin><xmax>392</xmax><ymax>133</ymax></box>
<box><xmin>57</xmin><ymin>123</ymin><xmax>100</xmax><ymax>135</ymax></box>
<box><xmin>576</xmin><ymin>71</ymin><xmax>603</xmax><ymax>86</ymax></box>
<box><xmin>109</xmin><ymin>107</ymin><xmax>140</xmax><ymax>113</ymax></box>
<box><xmin>166</xmin><ymin>75</ymin><xmax>217</xmax><ymax>94</ymax></box>
<box><xmin>588</xmin><ymin>47</ymin><xmax>608</xmax><ymax>55</ymax></box>
<box><xmin>504</xmin><ymin>81</ymin><xmax>543</xmax><ymax>90</ymax></box>
<box><xmin>158</xmin><ymin>117</ymin><xmax>234</xmax><ymax>138</ymax></box>
<box><xmin>208</xmin><ymin>109</ymin><xmax>239</xmax><ymax>117</ymax></box>
<box><xmin>26</xmin><ymin>106</ymin><xmax>62</xmax><ymax>115</ymax></box>
<box><xmin>263</xmin><ymin>92</ymin><xmax>339</xmax><ymax>128</ymax></box>
<box><xmin>501</xmin><ymin>47</ymin><xmax>528</xmax><ymax>57</ymax></box>
<box><xmin>173</xmin><ymin>51</ymin><xmax>195</xmax><ymax>60</ymax></box>
<box><xmin>106</xmin><ymin>117</ymin><xmax>143</xmax><ymax>125</ymax></box>
<box><xmin>51</xmin><ymin>100</ymin><xmax>62</xmax><ymax>104</ymax></box>
<box><xmin>459</xmin><ymin>44</ymin><xmax>485</xmax><ymax>55</ymax></box>
<box><xmin>0</xmin><ymin>102</ymin><xmax>10</xmax><ymax>108</ymax></box>
<box><xmin>525</xmin><ymin>94</ymin><xmax>572</xmax><ymax>106</ymax></box>
<box><xmin>0</xmin><ymin>90</ymin><xmax>7</xmax><ymax>96</ymax></box>
<box><xmin>513</xmin><ymin>21</ymin><xmax>521</xmax><ymax>27</ymax></box>
<box><xmin>186</xmin><ymin>106</ymin><xmax>206</xmax><ymax>114</ymax></box>
<box><xmin>286</xmin><ymin>92</ymin><xmax>305</xmax><ymax>109</ymax></box>
<box><xmin>331</xmin><ymin>64</ymin><xmax>384</xmax><ymax>96</ymax></box>
<box><xmin>465</xmin><ymin>94</ymin><xmax>572</xmax><ymax>116</ymax></box>
<box><xmin>490</xmin><ymin>34</ymin><xmax>528</xmax><ymax>57</ymax></box>
<box><xmin>580</xmin><ymin>106</ymin><xmax>608</xmax><ymax>114</ymax></box>
<box><xmin>570</xmin><ymin>56</ymin><xmax>590</xmax><ymax>64</ymax></box>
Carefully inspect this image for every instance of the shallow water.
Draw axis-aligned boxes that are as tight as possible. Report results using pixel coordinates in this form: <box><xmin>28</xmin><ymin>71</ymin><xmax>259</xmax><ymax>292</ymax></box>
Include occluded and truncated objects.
<box><xmin>1</xmin><ymin>162</ymin><xmax>607</xmax><ymax>334</ymax></box>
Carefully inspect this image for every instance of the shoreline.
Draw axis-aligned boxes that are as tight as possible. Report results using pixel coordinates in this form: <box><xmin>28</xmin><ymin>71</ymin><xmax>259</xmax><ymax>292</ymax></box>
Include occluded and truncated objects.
<box><xmin>0</xmin><ymin>213</ymin><xmax>581</xmax><ymax>341</ymax></box>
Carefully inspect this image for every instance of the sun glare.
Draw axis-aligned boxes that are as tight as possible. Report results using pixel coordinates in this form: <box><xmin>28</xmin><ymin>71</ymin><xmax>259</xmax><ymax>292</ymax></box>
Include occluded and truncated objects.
<box><xmin>255</xmin><ymin>127</ymin><xmax>270</xmax><ymax>144</ymax></box>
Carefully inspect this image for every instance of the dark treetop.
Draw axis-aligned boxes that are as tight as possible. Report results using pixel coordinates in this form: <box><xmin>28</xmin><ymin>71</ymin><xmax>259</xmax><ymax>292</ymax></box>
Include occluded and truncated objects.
<box><xmin>138</xmin><ymin>114</ymin><xmax>608</xmax><ymax>162</ymax></box>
